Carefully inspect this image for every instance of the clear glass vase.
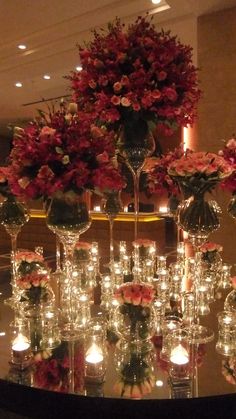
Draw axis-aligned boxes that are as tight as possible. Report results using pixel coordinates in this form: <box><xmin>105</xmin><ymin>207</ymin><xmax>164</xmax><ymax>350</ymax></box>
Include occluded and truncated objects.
<box><xmin>117</xmin><ymin>119</ymin><xmax>155</xmax><ymax>240</ymax></box>
<box><xmin>46</xmin><ymin>191</ymin><xmax>91</xmax><ymax>339</ymax></box>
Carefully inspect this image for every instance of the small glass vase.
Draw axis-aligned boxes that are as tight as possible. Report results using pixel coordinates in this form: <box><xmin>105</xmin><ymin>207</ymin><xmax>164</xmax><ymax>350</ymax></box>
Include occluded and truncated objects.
<box><xmin>117</xmin><ymin>119</ymin><xmax>155</xmax><ymax>240</ymax></box>
<box><xmin>46</xmin><ymin>191</ymin><xmax>91</xmax><ymax>340</ymax></box>
<box><xmin>0</xmin><ymin>195</ymin><xmax>30</xmax><ymax>306</ymax></box>
<box><xmin>228</xmin><ymin>194</ymin><xmax>236</xmax><ymax>219</ymax></box>
<box><xmin>102</xmin><ymin>191</ymin><xmax>123</xmax><ymax>269</ymax></box>
<box><xmin>224</xmin><ymin>288</ymin><xmax>236</xmax><ymax>312</ymax></box>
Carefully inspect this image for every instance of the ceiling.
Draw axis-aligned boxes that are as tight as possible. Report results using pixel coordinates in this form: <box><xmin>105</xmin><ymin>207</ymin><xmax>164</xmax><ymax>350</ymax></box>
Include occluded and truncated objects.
<box><xmin>0</xmin><ymin>0</ymin><xmax>236</xmax><ymax>133</ymax></box>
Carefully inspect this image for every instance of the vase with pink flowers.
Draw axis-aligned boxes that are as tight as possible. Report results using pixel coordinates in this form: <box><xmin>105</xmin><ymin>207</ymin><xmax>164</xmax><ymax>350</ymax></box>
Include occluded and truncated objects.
<box><xmin>114</xmin><ymin>282</ymin><xmax>156</xmax><ymax>350</ymax></box>
<box><xmin>168</xmin><ymin>150</ymin><xmax>232</xmax><ymax>247</ymax></box>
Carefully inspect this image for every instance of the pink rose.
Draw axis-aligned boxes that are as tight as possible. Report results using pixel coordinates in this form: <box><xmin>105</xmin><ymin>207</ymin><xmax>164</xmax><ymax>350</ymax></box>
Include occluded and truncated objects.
<box><xmin>226</xmin><ymin>138</ymin><xmax>236</xmax><ymax>150</ymax></box>
<box><xmin>111</xmin><ymin>95</ymin><xmax>121</xmax><ymax>106</ymax></box>
<box><xmin>121</xmin><ymin>97</ymin><xmax>131</xmax><ymax>107</ymax></box>
<box><xmin>113</xmin><ymin>82</ymin><xmax>122</xmax><ymax>93</ymax></box>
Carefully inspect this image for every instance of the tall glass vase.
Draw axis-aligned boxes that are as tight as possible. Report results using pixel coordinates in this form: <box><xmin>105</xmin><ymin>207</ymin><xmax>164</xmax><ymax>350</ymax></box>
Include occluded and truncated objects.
<box><xmin>117</xmin><ymin>119</ymin><xmax>155</xmax><ymax>241</ymax></box>
<box><xmin>102</xmin><ymin>191</ymin><xmax>122</xmax><ymax>270</ymax></box>
<box><xmin>0</xmin><ymin>195</ymin><xmax>29</xmax><ymax>305</ymax></box>
<box><xmin>46</xmin><ymin>191</ymin><xmax>91</xmax><ymax>340</ymax></box>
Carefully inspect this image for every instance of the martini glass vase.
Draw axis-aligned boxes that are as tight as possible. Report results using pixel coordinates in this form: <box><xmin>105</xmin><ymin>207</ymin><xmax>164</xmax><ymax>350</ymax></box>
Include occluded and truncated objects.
<box><xmin>0</xmin><ymin>195</ymin><xmax>29</xmax><ymax>305</ymax></box>
<box><xmin>46</xmin><ymin>191</ymin><xmax>91</xmax><ymax>340</ymax></box>
<box><xmin>118</xmin><ymin>119</ymin><xmax>155</xmax><ymax>241</ymax></box>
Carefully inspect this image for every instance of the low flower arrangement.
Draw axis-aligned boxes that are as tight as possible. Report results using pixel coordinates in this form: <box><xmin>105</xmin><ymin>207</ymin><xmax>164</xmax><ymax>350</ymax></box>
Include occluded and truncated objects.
<box><xmin>114</xmin><ymin>282</ymin><xmax>155</xmax><ymax>307</ymax></box>
<box><xmin>69</xmin><ymin>16</ymin><xmax>201</xmax><ymax>140</ymax></box>
<box><xmin>34</xmin><ymin>341</ymin><xmax>85</xmax><ymax>392</ymax></box>
<box><xmin>15</xmin><ymin>251</ymin><xmax>47</xmax><ymax>276</ymax></box>
<box><xmin>17</xmin><ymin>272</ymin><xmax>51</xmax><ymax>305</ymax></box>
<box><xmin>200</xmin><ymin>242</ymin><xmax>223</xmax><ymax>264</ymax></box>
<box><xmin>168</xmin><ymin>150</ymin><xmax>232</xmax><ymax>197</ymax></box>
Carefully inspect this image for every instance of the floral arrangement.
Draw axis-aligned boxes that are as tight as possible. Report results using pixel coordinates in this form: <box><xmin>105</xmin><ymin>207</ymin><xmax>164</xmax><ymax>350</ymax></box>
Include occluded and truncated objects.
<box><xmin>132</xmin><ymin>238</ymin><xmax>155</xmax><ymax>248</ymax></box>
<box><xmin>74</xmin><ymin>241</ymin><xmax>92</xmax><ymax>263</ymax></box>
<box><xmin>34</xmin><ymin>341</ymin><xmax>84</xmax><ymax>392</ymax></box>
<box><xmin>114</xmin><ymin>352</ymin><xmax>155</xmax><ymax>399</ymax></box>
<box><xmin>200</xmin><ymin>241</ymin><xmax>223</xmax><ymax>264</ymax></box>
<box><xmin>144</xmin><ymin>147</ymin><xmax>184</xmax><ymax>197</ymax></box>
<box><xmin>114</xmin><ymin>282</ymin><xmax>155</xmax><ymax>307</ymax></box>
<box><xmin>69</xmin><ymin>16</ymin><xmax>201</xmax><ymax>141</ymax></box>
<box><xmin>17</xmin><ymin>272</ymin><xmax>51</xmax><ymax>305</ymax></box>
<box><xmin>219</xmin><ymin>137</ymin><xmax>236</xmax><ymax>194</ymax></box>
<box><xmin>8</xmin><ymin>102</ymin><xmax>125</xmax><ymax>200</ymax></box>
<box><xmin>15</xmin><ymin>251</ymin><xmax>47</xmax><ymax>276</ymax></box>
<box><xmin>168</xmin><ymin>150</ymin><xmax>232</xmax><ymax>196</ymax></box>
<box><xmin>0</xmin><ymin>166</ymin><xmax>12</xmax><ymax>198</ymax></box>
<box><xmin>222</xmin><ymin>357</ymin><xmax>236</xmax><ymax>385</ymax></box>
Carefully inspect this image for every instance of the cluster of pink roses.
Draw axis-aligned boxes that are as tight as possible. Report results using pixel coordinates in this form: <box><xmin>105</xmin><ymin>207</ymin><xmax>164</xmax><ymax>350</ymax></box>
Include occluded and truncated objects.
<box><xmin>132</xmin><ymin>238</ymin><xmax>155</xmax><ymax>248</ymax></box>
<box><xmin>17</xmin><ymin>272</ymin><xmax>50</xmax><ymax>290</ymax></box>
<box><xmin>69</xmin><ymin>16</ymin><xmax>201</xmax><ymax>137</ymax></box>
<box><xmin>0</xmin><ymin>166</ymin><xmax>12</xmax><ymax>197</ymax></box>
<box><xmin>15</xmin><ymin>251</ymin><xmax>44</xmax><ymax>264</ymax></box>
<box><xmin>114</xmin><ymin>282</ymin><xmax>155</xmax><ymax>307</ymax></box>
<box><xmin>168</xmin><ymin>151</ymin><xmax>232</xmax><ymax>179</ymax></box>
<box><xmin>199</xmin><ymin>242</ymin><xmax>223</xmax><ymax>253</ymax></box>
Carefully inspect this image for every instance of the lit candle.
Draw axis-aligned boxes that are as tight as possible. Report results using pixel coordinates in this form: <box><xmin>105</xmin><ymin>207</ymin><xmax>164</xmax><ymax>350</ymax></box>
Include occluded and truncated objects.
<box><xmin>170</xmin><ymin>344</ymin><xmax>189</xmax><ymax>365</ymax></box>
<box><xmin>85</xmin><ymin>342</ymin><xmax>103</xmax><ymax>364</ymax></box>
<box><xmin>12</xmin><ymin>333</ymin><xmax>31</xmax><ymax>366</ymax></box>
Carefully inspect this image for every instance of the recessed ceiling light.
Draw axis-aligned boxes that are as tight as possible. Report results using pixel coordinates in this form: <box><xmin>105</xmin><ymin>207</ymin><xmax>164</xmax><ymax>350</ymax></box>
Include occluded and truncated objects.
<box><xmin>152</xmin><ymin>0</ymin><xmax>161</xmax><ymax>4</ymax></box>
<box><xmin>15</xmin><ymin>82</ymin><xmax>23</xmax><ymax>87</ymax></box>
<box><xmin>18</xmin><ymin>44</ymin><xmax>27</xmax><ymax>50</ymax></box>
<box><xmin>0</xmin><ymin>332</ymin><xmax>6</xmax><ymax>337</ymax></box>
<box><xmin>76</xmin><ymin>65</ymin><xmax>82</xmax><ymax>72</ymax></box>
<box><xmin>43</xmin><ymin>74</ymin><xmax>51</xmax><ymax>80</ymax></box>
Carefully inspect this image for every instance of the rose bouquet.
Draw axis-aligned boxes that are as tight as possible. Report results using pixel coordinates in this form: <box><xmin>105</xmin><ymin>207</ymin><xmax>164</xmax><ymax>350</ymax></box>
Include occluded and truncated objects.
<box><xmin>199</xmin><ymin>241</ymin><xmax>223</xmax><ymax>264</ymax></box>
<box><xmin>34</xmin><ymin>341</ymin><xmax>85</xmax><ymax>393</ymax></box>
<box><xmin>17</xmin><ymin>272</ymin><xmax>52</xmax><ymax>305</ymax></box>
<box><xmin>15</xmin><ymin>250</ymin><xmax>48</xmax><ymax>276</ymax></box>
<box><xmin>70</xmin><ymin>16</ymin><xmax>201</xmax><ymax>142</ymax></box>
<box><xmin>73</xmin><ymin>241</ymin><xmax>92</xmax><ymax>263</ymax></box>
<box><xmin>8</xmin><ymin>103</ymin><xmax>125</xmax><ymax>201</ymax></box>
<box><xmin>168</xmin><ymin>150</ymin><xmax>232</xmax><ymax>197</ymax></box>
<box><xmin>132</xmin><ymin>238</ymin><xmax>156</xmax><ymax>261</ymax></box>
<box><xmin>114</xmin><ymin>282</ymin><xmax>156</xmax><ymax>342</ymax></box>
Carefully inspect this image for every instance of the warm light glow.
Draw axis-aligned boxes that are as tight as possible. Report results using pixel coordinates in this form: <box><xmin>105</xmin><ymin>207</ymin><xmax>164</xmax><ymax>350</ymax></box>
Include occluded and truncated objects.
<box><xmin>93</xmin><ymin>206</ymin><xmax>101</xmax><ymax>212</ymax></box>
<box><xmin>76</xmin><ymin>65</ymin><xmax>83</xmax><ymax>71</ymax></box>
<box><xmin>12</xmin><ymin>334</ymin><xmax>30</xmax><ymax>351</ymax></box>
<box><xmin>18</xmin><ymin>44</ymin><xmax>27</xmax><ymax>50</ymax></box>
<box><xmin>151</xmin><ymin>0</ymin><xmax>161</xmax><ymax>4</ymax></box>
<box><xmin>159</xmin><ymin>206</ymin><xmax>168</xmax><ymax>213</ymax></box>
<box><xmin>15</xmin><ymin>82</ymin><xmax>23</xmax><ymax>87</ymax></box>
<box><xmin>170</xmin><ymin>344</ymin><xmax>189</xmax><ymax>365</ymax></box>
<box><xmin>0</xmin><ymin>332</ymin><xmax>6</xmax><ymax>337</ymax></box>
<box><xmin>43</xmin><ymin>74</ymin><xmax>51</xmax><ymax>80</ymax></box>
<box><xmin>85</xmin><ymin>342</ymin><xmax>103</xmax><ymax>364</ymax></box>
<box><xmin>156</xmin><ymin>379</ymin><xmax>164</xmax><ymax>387</ymax></box>
<box><xmin>182</xmin><ymin>126</ymin><xmax>192</xmax><ymax>151</ymax></box>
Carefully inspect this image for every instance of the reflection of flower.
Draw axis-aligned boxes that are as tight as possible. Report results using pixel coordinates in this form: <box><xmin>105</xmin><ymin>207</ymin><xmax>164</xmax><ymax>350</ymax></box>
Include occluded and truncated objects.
<box><xmin>114</xmin><ymin>352</ymin><xmax>155</xmax><ymax>399</ymax></box>
<box><xmin>8</xmin><ymin>103</ymin><xmax>125</xmax><ymax>200</ymax></box>
<box><xmin>70</xmin><ymin>16</ymin><xmax>201</xmax><ymax>138</ymax></box>
<box><xmin>34</xmin><ymin>342</ymin><xmax>85</xmax><ymax>392</ymax></box>
<box><xmin>222</xmin><ymin>357</ymin><xmax>236</xmax><ymax>385</ymax></box>
<box><xmin>132</xmin><ymin>238</ymin><xmax>155</xmax><ymax>248</ymax></box>
<box><xmin>74</xmin><ymin>241</ymin><xmax>91</xmax><ymax>262</ymax></box>
<box><xmin>15</xmin><ymin>251</ymin><xmax>47</xmax><ymax>276</ymax></box>
<box><xmin>0</xmin><ymin>166</ymin><xmax>12</xmax><ymax>197</ymax></box>
<box><xmin>200</xmin><ymin>242</ymin><xmax>223</xmax><ymax>264</ymax></box>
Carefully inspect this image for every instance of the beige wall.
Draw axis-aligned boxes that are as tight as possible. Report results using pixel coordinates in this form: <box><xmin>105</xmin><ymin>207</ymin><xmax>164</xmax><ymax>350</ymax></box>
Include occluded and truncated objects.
<box><xmin>198</xmin><ymin>7</ymin><xmax>236</xmax><ymax>264</ymax></box>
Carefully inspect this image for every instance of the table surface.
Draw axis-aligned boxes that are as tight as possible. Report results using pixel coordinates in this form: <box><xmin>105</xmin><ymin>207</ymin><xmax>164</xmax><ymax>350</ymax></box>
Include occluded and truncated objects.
<box><xmin>0</xmin><ymin>271</ymin><xmax>236</xmax><ymax>404</ymax></box>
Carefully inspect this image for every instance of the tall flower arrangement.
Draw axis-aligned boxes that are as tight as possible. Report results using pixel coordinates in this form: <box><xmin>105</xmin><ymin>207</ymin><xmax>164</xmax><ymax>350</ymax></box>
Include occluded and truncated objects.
<box><xmin>219</xmin><ymin>138</ymin><xmax>236</xmax><ymax>194</ymax></box>
<box><xmin>8</xmin><ymin>103</ymin><xmax>125</xmax><ymax>201</ymax></box>
<box><xmin>69</xmin><ymin>16</ymin><xmax>201</xmax><ymax>140</ymax></box>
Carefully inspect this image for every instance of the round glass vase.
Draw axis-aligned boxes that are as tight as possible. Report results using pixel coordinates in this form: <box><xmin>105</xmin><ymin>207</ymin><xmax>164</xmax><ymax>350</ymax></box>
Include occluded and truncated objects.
<box><xmin>224</xmin><ymin>288</ymin><xmax>236</xmax><ymax>312</ymax></box>
<box><xmin>176</xmin><ymin>194</ymin><xmax>221</xmax><ymax>248</ymax></box>
<box><xmin>117</xmin><ymin>119</ymin><xmax>155</xmax><ymax>241</ymax></box>
<box><xmin>46</xmin><ymin>191</ymin><xmax>91</xmax><ymax>340</ymax></box>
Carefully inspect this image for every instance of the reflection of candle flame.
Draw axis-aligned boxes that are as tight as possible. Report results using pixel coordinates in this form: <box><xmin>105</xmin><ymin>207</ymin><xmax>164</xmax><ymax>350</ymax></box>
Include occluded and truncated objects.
<box><xmin>12</xmin><ymin>333</ymin><xmax>30</xmax><ymax>351</ymax></box>
<box><xmin>170</xmin><ymin>344</ymin><xmax>189</xmax><ymax>365</ymax></box>
<box><xmin>85</xmin><ymin>343</ymin><xmax>103</xmax><ymax>364</ymax></box>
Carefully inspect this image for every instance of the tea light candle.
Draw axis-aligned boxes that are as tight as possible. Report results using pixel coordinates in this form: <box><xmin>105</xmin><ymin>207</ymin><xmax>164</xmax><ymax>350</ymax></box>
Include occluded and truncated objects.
<box><xmin>86</xmin><ymin>342</ymin><xmax>104</xmax><ymax>364</ymax></box>
<box><xmin>170</xmin><ymin>344</ymin><xmax>189</xmax><ymax>365</ymax></box>
<box><xmin>12</xmin><ymin>333</ymin><xmax>31</xmax><ymax>366</ymax></box>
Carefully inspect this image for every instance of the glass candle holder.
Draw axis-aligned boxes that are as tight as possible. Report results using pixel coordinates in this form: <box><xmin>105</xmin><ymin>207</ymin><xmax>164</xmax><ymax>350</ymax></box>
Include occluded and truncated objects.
<box><xmin>41</xmin><ymin>307</ymin><xmax>61</xmax><ymax>350</ymax></box>
<box><xmin>84</xmin><ymin>318</ymin><xmax>107</xmax><ymax>384</ymax></box>
<box><xmin>10</xmin><ymin>320</ymin><xmax>32</xmax><ymax>369</ymax></box>
<box><xmin>177</xmin><ymin>242</ymin><xmax>185</xmax><ymax>263</ymax></box>
<box><xmin>160</xmin><ymin>315</ymin><xmax>182</xmax><ymax>361</ymax></box>
<box><xmin>182</xmin><ymin>292</ymin><xmax>195</xmax><ymax>325</ymax></box>
<box><xmin>216</xmin><ymin>311</ymin><xmax>236</xmax><ymax>356</ymax></box>
<box><xmin>218</xmin><ymin>263</ymin><xmax>232</xmax><ymax>289</ymax></box>
<box><xmin>169</xmin><ymin>329</ymin><xmax>190</xmax><ymax>382</ymax></box>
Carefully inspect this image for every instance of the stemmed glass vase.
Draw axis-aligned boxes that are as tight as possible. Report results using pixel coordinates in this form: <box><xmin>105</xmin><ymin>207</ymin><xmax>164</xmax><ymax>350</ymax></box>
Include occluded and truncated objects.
<box><xmin>102</xmin><ymin>191</ymin><xmax>122</xmax><ymax>270</ymax></box>
<box><xmin>46</xmin><ymin>191</ymin><xmax>91</xmax><ymax>340</ymax></box>
<box><xmin>0</xmin><ymin>195</ymin><xmax>29</xmax><ymax>305</ymax></box>
<box><xmin>117</xmin><ymin>119</ymin><xmax>155</xmax><ymax>241</ymax></box>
